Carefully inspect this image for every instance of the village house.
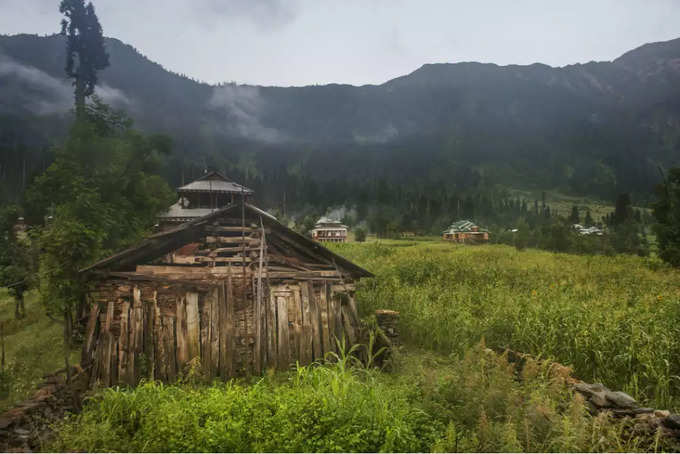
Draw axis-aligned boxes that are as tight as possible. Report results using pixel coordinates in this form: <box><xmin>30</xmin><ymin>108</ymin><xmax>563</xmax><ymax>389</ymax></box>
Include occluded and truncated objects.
<box><xmin>158</xmin><ymin>171</ymin><xmax>253</xmax><ymax>230</ymax></box>
<box><xmin>572</xmin><ymin>224</ymin><xmax>605</xmax><ymax>236</ymax></box>
<box><xmin>442</xmin><ymin>220</ymin><xmax>490</xmax><ymax>243</ymax></box>
<box><xmin>79</xmin><ymin>177</ymin><xmax>372</xmax><ymax>386</ymax></box>
<box><xmin>311</xmin><ymin>217</ymin><xmax>348</xmax><ymax>243</ymax></box>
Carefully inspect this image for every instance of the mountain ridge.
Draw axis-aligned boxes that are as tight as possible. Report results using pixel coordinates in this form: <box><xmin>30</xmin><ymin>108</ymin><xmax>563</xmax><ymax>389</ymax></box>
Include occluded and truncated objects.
<box><xmin>1</xmin><ymin>33</ymin><xmax>680</xmax><ymax>201</ymax></box>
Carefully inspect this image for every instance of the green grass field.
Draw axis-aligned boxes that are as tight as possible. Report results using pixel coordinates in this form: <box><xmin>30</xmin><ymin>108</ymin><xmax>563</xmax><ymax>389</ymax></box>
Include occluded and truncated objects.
<box><xmin>0</xmin><ymin>289</ymin><xmax>79</xmax><ymax>413</ymax></box>
<box><xmin>7</xmin><ymin>241</ymin><xmax>680</xmax><ymax>451</ymax></box>
<box><xmin>328</xmin><ymin>240</ymin><xmax>680</xmax><ymax>410</ymax></box>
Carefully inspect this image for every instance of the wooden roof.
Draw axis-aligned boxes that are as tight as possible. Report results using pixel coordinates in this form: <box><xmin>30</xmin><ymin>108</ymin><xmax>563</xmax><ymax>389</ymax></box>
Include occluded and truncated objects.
<box><xmin>81</xmin><ymin>203</ymin><xmax>373</xmax><ymax>279</ymax></box>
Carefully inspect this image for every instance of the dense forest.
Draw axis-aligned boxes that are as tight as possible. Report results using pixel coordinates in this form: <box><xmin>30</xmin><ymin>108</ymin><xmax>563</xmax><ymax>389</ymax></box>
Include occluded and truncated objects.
<box><xmin>2</xmin><ymin>33</ymin><xmax>680</xmax><ymax>211</ymax></box>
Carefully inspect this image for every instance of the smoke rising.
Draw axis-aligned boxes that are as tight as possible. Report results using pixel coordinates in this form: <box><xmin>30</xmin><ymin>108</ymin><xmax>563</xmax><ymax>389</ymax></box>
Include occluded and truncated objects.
<box><xmin>208</xmin><ymin>84</ymin><xmax>285</xmax><ymax>143</ymax></box>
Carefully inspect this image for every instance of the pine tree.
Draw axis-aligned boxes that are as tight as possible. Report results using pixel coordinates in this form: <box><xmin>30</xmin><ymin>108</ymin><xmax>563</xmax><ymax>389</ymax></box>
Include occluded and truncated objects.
<box><xmin>60</xmin><ymin>0</ymin><xmax>110</xmax><ymax>114</ymax></box>
<box><xmin>612</xmin><ymin>193</ymin><xmax>633</xmax><ymax>226</ymax></box>
<box><xmin>653</xmin><ymin>168</ymin><xmax>680</xmax><ymax>266</ymax></box>
<box><xmin>568</xmin><ymin>205</ymin><xmax>580</xmax><ymax>224</ymax></box>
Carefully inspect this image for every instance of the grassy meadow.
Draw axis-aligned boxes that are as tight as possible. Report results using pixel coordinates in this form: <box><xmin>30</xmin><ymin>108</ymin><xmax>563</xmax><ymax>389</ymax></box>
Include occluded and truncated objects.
<box><xmin>0</xmin><ymin>289</ymin><xmax>79</xmax><ymax>413</ymax></box>
<box><xmin>328</xmin><ymin>240</ymin><xmax>680</xmax><ymax>410</ymax></box>
<box><xmin>8</xmin><ymin>240</ymin><xmax>680</xmax><ymax>451</ymax></box>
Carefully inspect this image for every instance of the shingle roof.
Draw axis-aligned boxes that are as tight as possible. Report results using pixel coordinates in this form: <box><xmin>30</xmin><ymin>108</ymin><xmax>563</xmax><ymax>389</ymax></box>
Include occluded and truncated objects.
<box><xmin>177</xmin><ymin>171</ymin><xmax>253</xmax><ymax>194</ymax></box>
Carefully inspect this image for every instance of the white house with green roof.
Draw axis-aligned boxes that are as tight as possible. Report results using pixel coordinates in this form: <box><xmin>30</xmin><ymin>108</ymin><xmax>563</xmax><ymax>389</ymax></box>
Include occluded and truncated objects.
<box><xmin>442</xmin><ymin>220</ymin><xmax>489</xmax><ymax>243</ymax></box>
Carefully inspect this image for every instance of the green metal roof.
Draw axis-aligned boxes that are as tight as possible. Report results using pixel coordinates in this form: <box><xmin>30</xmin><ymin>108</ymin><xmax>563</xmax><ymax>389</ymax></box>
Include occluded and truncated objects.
<box><xmin>442</xmin><ymin>219</ymin><xmax>489</xmax><ymax>234</ymax></box>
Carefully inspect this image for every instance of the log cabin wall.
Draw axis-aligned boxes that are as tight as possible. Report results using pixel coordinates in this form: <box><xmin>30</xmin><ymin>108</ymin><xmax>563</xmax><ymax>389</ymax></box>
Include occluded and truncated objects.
<box><xmin>83</xmin><ymin>272</ymin><xmax>361</xmax><ymax>386</ymax></box>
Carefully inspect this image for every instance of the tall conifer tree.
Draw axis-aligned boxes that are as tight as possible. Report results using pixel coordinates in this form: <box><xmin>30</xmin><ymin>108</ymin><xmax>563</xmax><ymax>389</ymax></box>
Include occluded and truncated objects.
<box><xmin>59</xmin><ymin>0</ymin><xmax>109</xmax><ymax>114</ymax></box>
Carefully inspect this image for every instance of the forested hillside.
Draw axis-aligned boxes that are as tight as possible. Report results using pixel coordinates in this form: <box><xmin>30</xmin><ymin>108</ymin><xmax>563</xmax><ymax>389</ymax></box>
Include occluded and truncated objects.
<box><xmin>2</xmin><ymin>33</ymin><xmax>680</xmax><ymax>209</ymax></box>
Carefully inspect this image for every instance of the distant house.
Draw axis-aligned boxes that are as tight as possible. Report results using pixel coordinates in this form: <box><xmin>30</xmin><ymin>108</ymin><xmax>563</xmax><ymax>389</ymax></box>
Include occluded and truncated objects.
<box><xmin>572</xmin><ymin>224</ymin><xmax>604</xmax><ymax>236</ymax></box>
<box><xmin>312</xmin><ymin>217</ymin><xmax>348</xmax><ymax>243</ymax></box>
<box><xmin>158</xmin><ymin>171</ymin><xmax>253</xmax><ymax>230</ymax></box>
<box><xmin>443</xmin><ymin>220</ymin><xmax>489</xmax><ymax>243</ymax></box>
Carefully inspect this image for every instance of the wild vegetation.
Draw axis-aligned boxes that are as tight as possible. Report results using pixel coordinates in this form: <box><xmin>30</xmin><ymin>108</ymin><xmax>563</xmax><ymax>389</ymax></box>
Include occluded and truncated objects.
<box><xmin>329</xmin><ymin>241</ymin><xmax>680</xmax><ymax>410</ymax></box>
<box><xmin>47</xmin><ymin>344</ymin><xmax>658</xmax><ymax>453</ymax></box>
<box><xmin>39</xmin><ymin>241</ymin><xmax>679</xmax><ymax>452</ymax></box>
<box><xmin>0</xmin><ymin>289</ymin><xmax>79</xmax><ymax>413</ymax></box>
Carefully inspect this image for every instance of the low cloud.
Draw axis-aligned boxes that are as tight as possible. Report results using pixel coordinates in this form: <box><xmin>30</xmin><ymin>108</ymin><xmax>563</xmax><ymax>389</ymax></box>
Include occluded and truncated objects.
<box><xmin>0</xmin><ymin>54</ymin><xmax>133</xmax><ymax>115</ymax></box>
<box><xmin>0</xmin><ymin>54</ymin><xmax>72</xmax><ymax>114</ymax></box>
<box><xmin>208</xmin><ymin>84</ymin><xmax>285</xmax><ymax>143</ymax></box>
<box><xmin>198</xmin><ymin>0</ymin><xmax>299</xmax><ymax>30</ymax></box>
<box><xmin>352</xmin><ymin>123</ymin><xmax>399</xmax><ymax>144</ymax></box>
<box><xmin>95</xmin><ymin>83</ymin><xmax>133</xmax><ymax>109</ymax></box>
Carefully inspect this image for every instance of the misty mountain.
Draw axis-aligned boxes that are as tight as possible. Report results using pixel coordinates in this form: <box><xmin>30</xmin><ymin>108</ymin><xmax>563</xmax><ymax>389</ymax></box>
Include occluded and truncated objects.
<box><xmin>2</xmin><ymin>33</ymin><xmax>680</xmax><ymax>202</ymax></box>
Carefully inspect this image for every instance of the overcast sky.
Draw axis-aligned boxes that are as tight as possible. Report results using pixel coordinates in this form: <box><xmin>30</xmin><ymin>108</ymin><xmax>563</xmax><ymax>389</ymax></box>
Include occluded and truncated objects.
<box><xmin>2</xmin><ymin>0</ymin><xmax>680</xmax><ymax>86</ymax></box>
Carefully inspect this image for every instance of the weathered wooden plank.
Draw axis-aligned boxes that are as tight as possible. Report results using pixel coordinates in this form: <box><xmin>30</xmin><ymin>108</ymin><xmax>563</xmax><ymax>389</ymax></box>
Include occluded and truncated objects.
<box><xmin>199</xmin><ymin>293</ymin><xmax>209</xmax><ymax>371</ymax></box>
<box><xmin>346</xmin><ymin>293</ymin><xmax>361</xmax><ymax>328</ymax></box>
<box><xmin>325</xmin><ymin>283</ymin><xmax>338</xmax><ymax>354</ymax></box>
<box><xmin>318</xmin><ymin>285</ymin><xmax>331</xmax><ymax>357</ymax></box>
<box><xmin>266</xmin><ymin>285</ymin><xmax>277</xmax><ymax>368</ymax></box>
<box><xmin>154</xmin><ymin>295</ymin><xmax>164</xmax><ymax>381</ymax></box>
<box><xmin>195</xmin><ymin>256</ymin><xmax>253</xmax><ymax>263</ymax></box>
<box><xmin>144</xmin><ymin>290</ymin><xmax>156</xmax><ymax>380</ymax></box>
<box><xmin>206</xmin><ymin>236</ymin><xmax>261</xmax><ymax>245</ymax></box>
<box><xmin>102</xmin><ymin>301</ymin><xmax>115</xmax><ymax>386</ymax></box>
<box><xmin>330</xmin><ymin>291</ymin><xmax>345</xmax><ymax>349</ymax></box>
<box><xmin>81</xmin><ymin>302</ymin><xmax>100</xmax><ymax>367</ymax></box>
<box><xmin>253</xmin><ymin>278</ymin><xmax>262</xmax><ymax>375</ymax></box>
<box><xmin>209</xmin><ymin>287</ymin><xmax>219</xmax><ymax>376</ymax></box>
<box><xmin>292</xmin><ymin>287</ymin><xmax>303</xmax><ymax>364</ymax></box>
<box><xmin>341</xmin><ymin>305</ymin><xmax>357</xmax><ymax>346</ymax></box>
<box><xmin>206</xmin><ymin>225</ymin><xmax>255</xmax><ymax>233</ymax></box>
<box><xmin>298</xmin><ymin>286</ymin><xmax>313</xmax><ymax>365</ymax></box>
<box><xmin>307</xmin><ymin>283</ymin><xmax>323</xmax><ymax>361</ymax></box>
<box><xmin>163</xmin><ymin>316</ymin><xmax>177</xmax><ymax>382</ymax></box>
<box><xmin>219</xmin><ymin>273</ymin><xmax>235</xmax><ymax>379</ymax></box>
<box><xmin>204</xmin><ymin>246</ymin><xmax>261</xmax><ymax>254</ymax></box>
<box><xmin>118</xmin><ymin>299</ymin><xmax>130</xmax><ymax>385</ymax></box>
<box><xmin>110</xmin><ymin>339</ymin><xmax>119</xmax><ymax>386</ymax></box>
<box><xmin>225</xmin><ymin>273</ymin><xmax>235</xmax><ymax>378</ymax></box>
<box><xmin>175</xmin><ymin>295</ymin><xmax>188</xmax><ymax>371</ymax></box>
<box><xmin>185</xmin><ymin>292</ymin><xmax>200</xmax><ymax>363</ymax></box>
<box><xmin>131</xmin><ymin>286</ymin><xmax>143</xmax><ymax>383</ymax></box>
<box><xmin>276</xmin><ymin>295</ymin><xmax>290</xmax><ymax>370</ymax></box>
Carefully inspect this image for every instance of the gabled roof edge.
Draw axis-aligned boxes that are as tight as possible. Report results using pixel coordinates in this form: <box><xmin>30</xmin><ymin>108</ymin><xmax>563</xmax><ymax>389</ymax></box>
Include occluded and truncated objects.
<box><xmin>80</xmin><ymin>203</ymin><xmax>373</xmax><ymax>279</ymax></box>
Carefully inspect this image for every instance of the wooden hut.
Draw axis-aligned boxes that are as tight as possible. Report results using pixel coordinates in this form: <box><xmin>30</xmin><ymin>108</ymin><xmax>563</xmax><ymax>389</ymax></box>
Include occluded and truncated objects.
<box><xmin>80</xmin><ymin>203</ymin><xmax>372</xmax><ymax>386</ymax></box>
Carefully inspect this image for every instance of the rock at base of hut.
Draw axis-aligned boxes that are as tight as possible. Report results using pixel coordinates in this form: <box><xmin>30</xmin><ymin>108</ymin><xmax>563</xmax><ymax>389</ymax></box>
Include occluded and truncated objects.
<box><xmin>663</xmin><ymin>414</ymin><xmax>680</xmax><ymax>430</ymax></box>
<box><xmin>605</xmin><ymin>390</ymin><xmax>637</xmax><ymax>408</ymax></box>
